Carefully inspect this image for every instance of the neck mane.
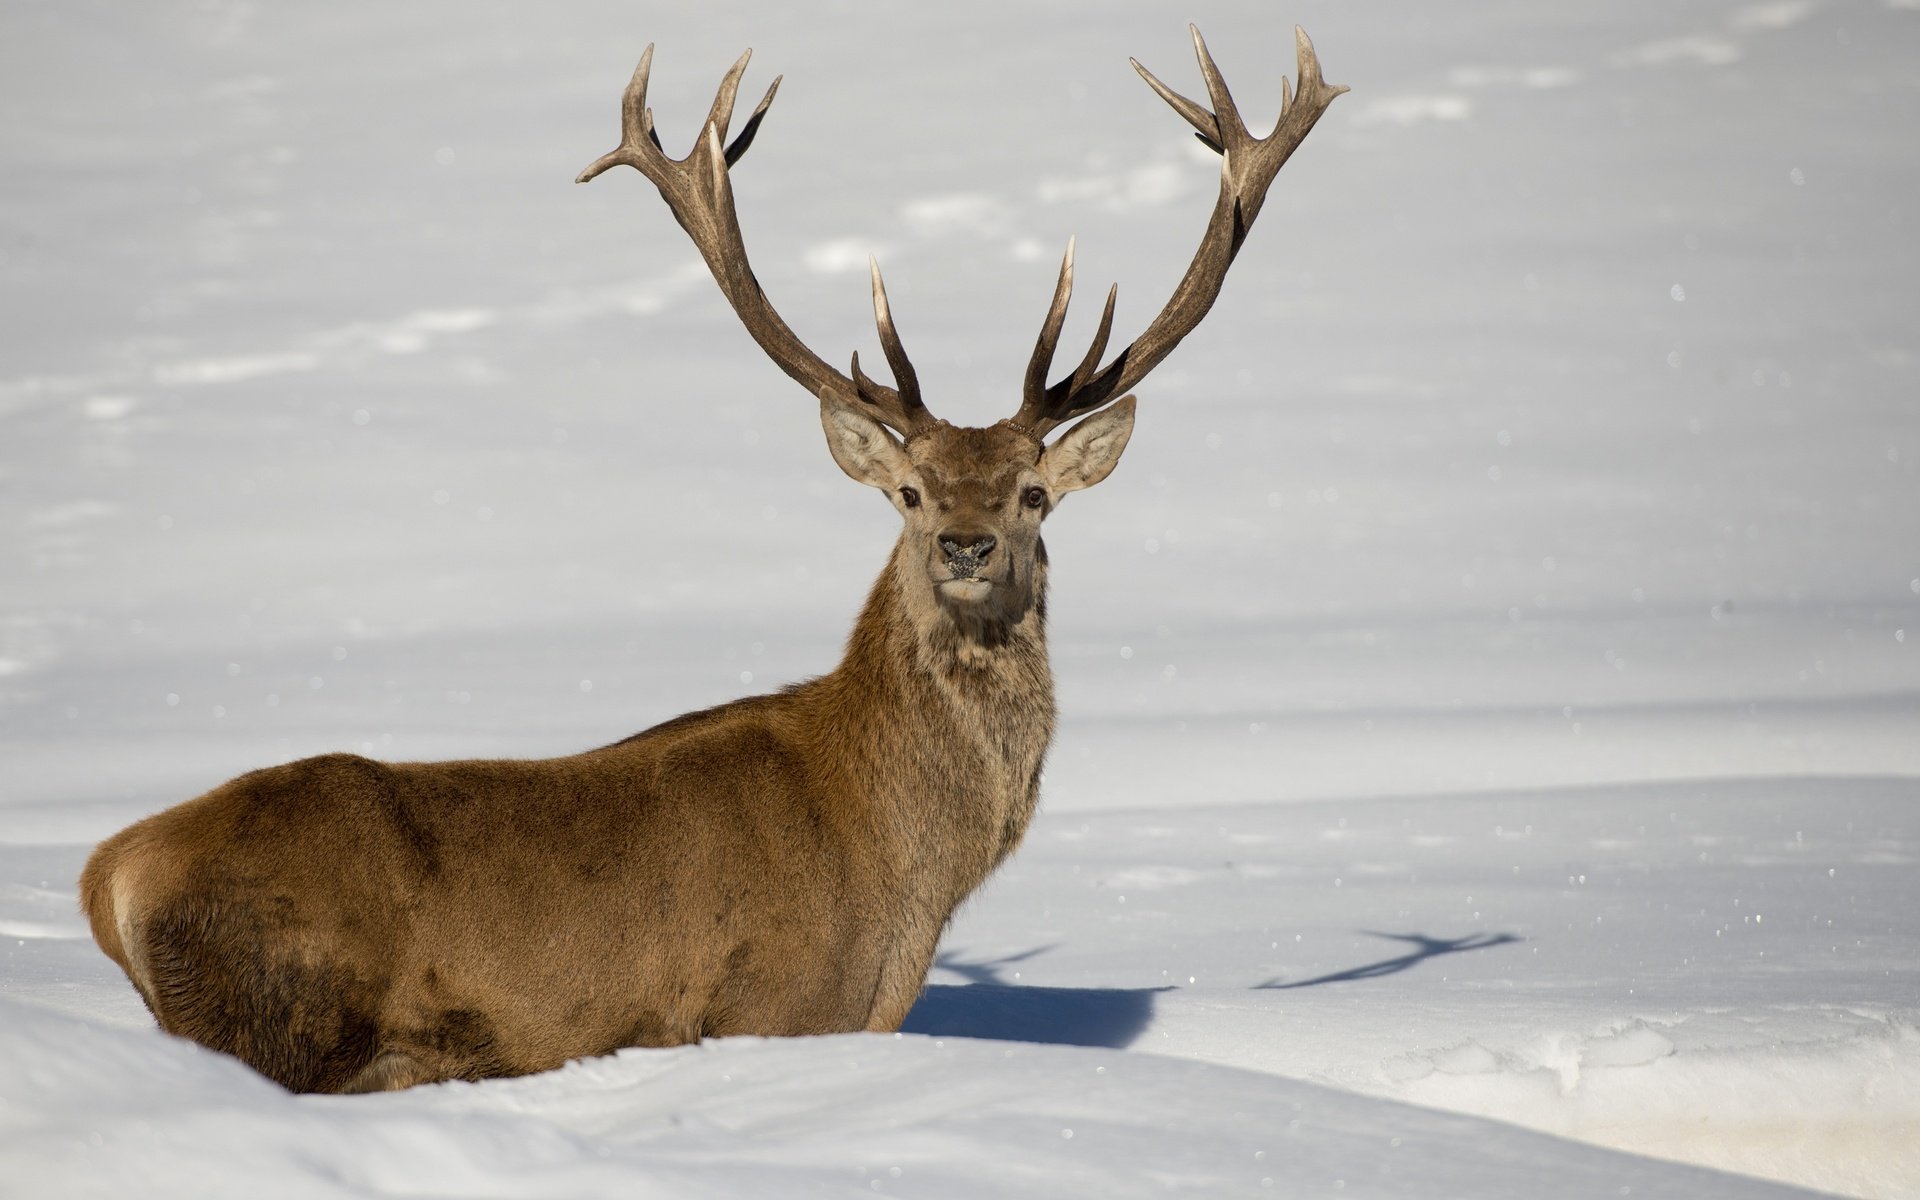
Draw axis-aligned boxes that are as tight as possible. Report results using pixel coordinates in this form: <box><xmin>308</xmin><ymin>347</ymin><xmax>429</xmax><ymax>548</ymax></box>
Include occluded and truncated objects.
<box><xmin>801</xmin><ymin>535</ymin><xmax>1056</xmax><ymax>876</ymax></box>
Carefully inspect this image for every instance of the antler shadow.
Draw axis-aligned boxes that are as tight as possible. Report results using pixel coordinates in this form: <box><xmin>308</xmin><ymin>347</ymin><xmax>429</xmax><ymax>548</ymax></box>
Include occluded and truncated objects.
<box><xmin>926</xmin><ymin>946</ymin><xmax>1058</xmax><ymax>987</ymax></box>
<box><xmin>1254</xmin><ymin>931</ymin><xmax>1522</xmax><ymax>990</ymax></box>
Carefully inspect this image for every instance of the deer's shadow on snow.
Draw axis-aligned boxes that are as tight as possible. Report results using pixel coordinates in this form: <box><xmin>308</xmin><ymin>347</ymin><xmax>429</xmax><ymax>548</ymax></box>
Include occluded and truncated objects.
<box><xmin>903</xmin><ymin>984</ymin><xmax>1167</xmax><ymax>1049</ymax></box>
<box><xmin>902</xmin><ymin>948</ymin><xmax>1167</xmax><ymax>1050</ymax></box>
<box><xmin>905</xmin><ymin>932</ymin><xmax>1525</xmax><ymax>1046</ymax></box>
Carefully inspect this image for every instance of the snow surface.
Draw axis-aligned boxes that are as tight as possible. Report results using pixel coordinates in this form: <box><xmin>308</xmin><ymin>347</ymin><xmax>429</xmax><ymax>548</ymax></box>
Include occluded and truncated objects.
<box><xmin>3</xmin><ymin>0</ymin><xmax>1917</xmax><ymax>1196</ymax></box>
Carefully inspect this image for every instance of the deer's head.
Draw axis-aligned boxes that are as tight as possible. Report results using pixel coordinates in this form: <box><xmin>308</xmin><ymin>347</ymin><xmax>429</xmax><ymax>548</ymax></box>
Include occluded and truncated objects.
<box><xmin>819</xmin><ymin>393</ymin><xmax>1134</xmax><ymax>621</ymax></box>
<box><xmin>579</xmin><ymin>28</ymin><xmax>1345</xmax><ymax>624</ymax></box>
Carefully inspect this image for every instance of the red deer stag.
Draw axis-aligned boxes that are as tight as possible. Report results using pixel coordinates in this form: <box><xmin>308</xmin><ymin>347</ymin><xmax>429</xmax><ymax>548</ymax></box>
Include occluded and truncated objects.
<box><xmin>80</xmin><ymin>27</ymin><xmax>1344</xmax><ymax>1093</ymax></box>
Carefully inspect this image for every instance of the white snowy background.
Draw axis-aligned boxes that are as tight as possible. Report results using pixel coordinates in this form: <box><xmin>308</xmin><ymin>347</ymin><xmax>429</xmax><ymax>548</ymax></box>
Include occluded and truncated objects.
<box><xmin>3</xmin><ymin>0</ymin><xmax>1917</xmax><ymax>1195</ymax></box>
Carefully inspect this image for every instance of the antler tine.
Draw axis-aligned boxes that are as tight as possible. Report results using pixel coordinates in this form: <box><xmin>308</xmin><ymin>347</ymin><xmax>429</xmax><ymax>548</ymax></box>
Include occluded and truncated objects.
<box><xmin>576</xmin><ymin>44</ymin><xmax>659</xmax><ymax>184</ymax></box>
<box><xmin>1065</xmin><ymin>283</ymin><xmax>1118</xmax><ymax>397</ymax></box>
<box><xmin>1129</xmin><ymin>56</ymin><xmax>1222</xmax><ymax>152</ymax></box>
<box><xmin>1294</xmin><ymin>24</ymin><xmax>1343</xmax><ymax>100</ymax></box>
<box><xmin>1187</xmin><ymin>25</ymin><xmax>1246</xmax><ymax>147</ymax></box>
<box><xmin>725</xmin><ymin>76</ymin><xmax>781</xmax><ymax>165</ymax></box>
<box><xmin>579</xmin><ymin>46</ymin><xmax>936</xmax><ymax>436</ymax></box>
<box><xmin>1012</xmin><ymin>25</ymin><xmax>1345</xmax><ymax>435</ymax></box>
<box><xmin>705</xmin><ymin>50</ymin><xmax>752</xmax><ymax>147</ymax></box>
<box><xmin>868</xmin><ymin>256</ymin><xmax>925</xmax><ymax>415</ymax></box>
<box><xmin>849</xmin><ymin>350</ymin><xmax>886</xmax><ymax>408</ymax></box>
<box><xmin>1016</xmin><ymin>237</ymin><xmax>1076</xmax><ymax>428</ymax></box>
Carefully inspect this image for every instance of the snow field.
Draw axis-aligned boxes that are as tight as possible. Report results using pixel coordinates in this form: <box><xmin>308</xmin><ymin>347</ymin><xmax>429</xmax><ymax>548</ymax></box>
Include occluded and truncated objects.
<box><xmin>4</xmin><ymin>0</ymin><xmax>1919</xmax><ymax>1195</ymax></box>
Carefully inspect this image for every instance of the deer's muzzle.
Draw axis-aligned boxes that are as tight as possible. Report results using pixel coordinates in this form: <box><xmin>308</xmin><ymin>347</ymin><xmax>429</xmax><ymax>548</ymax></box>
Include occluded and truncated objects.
<box><xmin>939</xmin><ymin>534</ymin><xmax>997</xmax><ymax>579</ymax></box>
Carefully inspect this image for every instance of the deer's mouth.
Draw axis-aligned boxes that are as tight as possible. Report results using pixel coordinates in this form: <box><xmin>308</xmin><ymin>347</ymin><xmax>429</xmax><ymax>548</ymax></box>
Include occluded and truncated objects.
<box><xmin>937</xmin><ymin>577</ymin><xmax>994</xmax><ymax>602</ymax></box>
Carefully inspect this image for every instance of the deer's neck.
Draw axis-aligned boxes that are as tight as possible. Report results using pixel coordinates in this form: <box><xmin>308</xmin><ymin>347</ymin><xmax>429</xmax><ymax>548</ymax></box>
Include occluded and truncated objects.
<box><xmin>814</xmin><ymin>537</ymin><xmax>1055</xmax><ymax>868</ymax></box>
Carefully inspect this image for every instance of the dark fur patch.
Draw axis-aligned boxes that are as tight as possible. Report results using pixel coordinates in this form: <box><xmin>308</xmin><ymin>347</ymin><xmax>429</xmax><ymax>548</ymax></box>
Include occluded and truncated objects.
<box><xmin>416</xmin><ymin>1008</ymin><xmax>509</xmax><ymax>1080</ymax></box>
<box><xmin>724</xmin><ymin>940</ymin><xmax>756</xmax><ymax>976</ymax></box>
<box><xmin>142</xmin><ymin>898</ymin><xmax>383</xmax><ymax>1094</ymax></box>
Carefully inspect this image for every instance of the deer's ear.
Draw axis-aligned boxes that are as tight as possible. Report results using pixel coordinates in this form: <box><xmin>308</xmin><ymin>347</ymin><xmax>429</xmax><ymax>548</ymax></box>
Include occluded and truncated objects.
<box><xmin>1041</xmin><ymin>395</ymin><xmax>1136</xmax><ymax>494</ymax></box>
<box><xmin>821</xmin><ymin>393</ymin><xmax>911</xmax><ymax>490</ymax></box>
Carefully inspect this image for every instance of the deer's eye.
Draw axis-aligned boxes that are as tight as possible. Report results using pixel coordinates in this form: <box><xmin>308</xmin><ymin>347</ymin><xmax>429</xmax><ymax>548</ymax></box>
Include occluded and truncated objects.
<box><xmin>1023</xmin><ymin>485</ymin><xmax>1047</xmax><ymax>510</ymax></box>
<box><xmin>899</xmin><ymin>486</ymin><xmax>920</xmax><ymax>509</ymax></box>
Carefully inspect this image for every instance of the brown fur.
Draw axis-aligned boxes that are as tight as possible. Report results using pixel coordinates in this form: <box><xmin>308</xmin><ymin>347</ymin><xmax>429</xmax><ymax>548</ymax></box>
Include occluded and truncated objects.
<box><xmin>79</xmin><ymin>421</ymin><xmax>1085</xmax><ymax>1093</ymax></box>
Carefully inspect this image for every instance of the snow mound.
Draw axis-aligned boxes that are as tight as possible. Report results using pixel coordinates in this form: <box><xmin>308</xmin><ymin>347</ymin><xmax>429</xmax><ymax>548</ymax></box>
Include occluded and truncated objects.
<box><xmin>0</xmin><ymin>996</ymin><xmax>1831</xmax><ymax>1200</ymax></box>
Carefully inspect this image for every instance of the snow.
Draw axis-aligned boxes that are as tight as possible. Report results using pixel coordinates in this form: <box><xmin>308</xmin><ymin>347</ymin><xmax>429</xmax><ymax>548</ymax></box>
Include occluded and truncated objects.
<box><xmin>0</xmin><ymin>998</ymin><xmax>1834</xmax><ymax>1200</ymax></box>
<box><xmin>2</xmin><ymin>0</ymin><xmax>1917</xmax><ymax>1196</ymax></box>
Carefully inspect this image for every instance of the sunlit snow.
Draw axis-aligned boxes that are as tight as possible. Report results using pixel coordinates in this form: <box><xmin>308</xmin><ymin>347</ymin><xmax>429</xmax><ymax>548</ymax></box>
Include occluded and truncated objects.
<box><xmin>3</xmin><ymin>0</ymin><xmax>1917</xmax><ymax>1197</ymax></box>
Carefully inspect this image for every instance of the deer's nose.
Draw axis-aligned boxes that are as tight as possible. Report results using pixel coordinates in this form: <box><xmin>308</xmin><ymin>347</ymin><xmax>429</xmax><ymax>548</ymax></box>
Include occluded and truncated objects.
<box><xmin>939</xmin><ymin>532</ymin><xmax>996</xmax><ymax>564</ymax></box>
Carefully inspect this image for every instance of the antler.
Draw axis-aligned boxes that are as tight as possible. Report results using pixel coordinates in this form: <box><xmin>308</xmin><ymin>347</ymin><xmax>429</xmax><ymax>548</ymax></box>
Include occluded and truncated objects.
<box><xmin>1011</xmin><ymin>26</ymin><xmax>1347</xmax><ymax>437</ymax></box>
<box><xmin>578</xmin><ymin>47</ymin><xmax>934</xmax><ymax>436</ymax></box>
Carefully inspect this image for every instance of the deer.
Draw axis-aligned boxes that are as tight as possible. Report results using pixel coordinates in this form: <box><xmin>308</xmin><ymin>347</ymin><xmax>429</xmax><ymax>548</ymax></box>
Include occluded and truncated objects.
<box><xmin>78</xmin><ymin>26</ymin><xmax>1344</xmax><ymax>1094</ymax></box>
